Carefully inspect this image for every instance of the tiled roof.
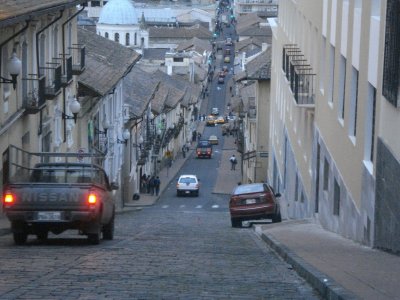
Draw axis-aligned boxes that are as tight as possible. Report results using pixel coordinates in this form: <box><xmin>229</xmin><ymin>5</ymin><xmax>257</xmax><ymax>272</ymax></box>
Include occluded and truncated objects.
<box><xmin>176</xmin><ymin>37</ymin><xmax>211</xmax><ymax>54</ymax></box>
<box><xmin>237</xmin><ymin>25</ymin><xmax>272</xmax><ymax>39</ymax></box>
<box><xmin>236</xmin><ymin>12</ymin><xmax>264</xmax><ymax>32</ymax></box>
<box><xmin>123</xmin><ymin>66</ymin><xmax>160</xmax><ymax>118</ymax></box>
<box><xmin>151</xmin><ymin>83</ymin><xmax>169</xmax><ymax>115</ymax></box>
<box><xmin>236</xmin><ymin>37</ymin><xmax>263</xmax><ymax>52</ymax></box>
<box><xmin>77</xmin><ymin>27</ymin><xmax>141</xmax><ymax>96</ymax></box>
<box><xmin>245</xmin><ymin>48</ymin><xmax>272</xmax><ymax>79</ymax></box>
<box><xmin>0</xmin><ymin>0</ymin><xmax>88</xmax><ymax>27</ymax></box>
<box><xmin>142</xmin><ymin>48</ymin><xmax>168</xmax><ymax>60</ymax></box>
<box><xmin>149</xmin><ymin>24</ymin><xmax>212</xmax><ymax>39</ymax></box>
<box><xmin>235</xmin><ymin>48</ymin><xmax>272</xmax><ymax>81</ymax></box>
<box><xmin>151</xmin><ymin>70</ymin><xmax>185</xmax><ymax>109</ymax></box>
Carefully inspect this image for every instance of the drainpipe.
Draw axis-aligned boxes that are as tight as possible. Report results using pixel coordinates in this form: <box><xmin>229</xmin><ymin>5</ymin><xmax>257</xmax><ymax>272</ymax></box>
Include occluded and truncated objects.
<box><xmin>61</xmin><ymin>6</ymin><xmax>85</xmax><ymax>142</ymax></box>
<box><xmin>36</xmin><ymin>10</ymin><xmax>64</xmax><ymax>136</ymax></box>
<box><xmin>62</xmin><ymin>5</ymin><xmax>85</xmax><ymax>73</ymax></box>
<box><xmin>36</xmin><ymin>10</ymin><xmax>64</xmax><ymax>78</ymax></box>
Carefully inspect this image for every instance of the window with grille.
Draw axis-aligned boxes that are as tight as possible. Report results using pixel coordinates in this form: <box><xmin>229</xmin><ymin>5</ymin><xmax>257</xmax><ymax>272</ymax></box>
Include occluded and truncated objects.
<box><xmin>382</xmin><ymin>0</ymin><xmax>400</xmax><ymax>107</ymax></box>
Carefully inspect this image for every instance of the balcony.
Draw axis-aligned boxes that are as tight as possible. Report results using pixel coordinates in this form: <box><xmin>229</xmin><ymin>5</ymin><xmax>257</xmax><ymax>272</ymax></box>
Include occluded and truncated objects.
<box><xmin>61</xmin><ymin>55</ymin><xmax>73</xmax><ymax>87</ymax></box>
<box><xmin>22</xmin><ymin>76</ymin><xmax>46</xmax><ymax>115</ymax></box>
<box><xmin>282</xmin><ymin>44</ymin><xmax>315</xmax><ymax>108</ymax></box>
<box><xmin>70</xmin><ymin>44</ymin><xmax>86</xmax><ymax>75</ymax></box>
<box><xmin>39</xmin><ymin>63</ymin><xmax>62</xmax><ymax>100</ymax></box>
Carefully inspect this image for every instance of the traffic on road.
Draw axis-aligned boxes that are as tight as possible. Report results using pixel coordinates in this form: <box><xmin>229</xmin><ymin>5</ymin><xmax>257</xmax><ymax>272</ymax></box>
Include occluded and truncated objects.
<box><xmin>0</xmin><ymin>1</ymin><xmax>322</xmax><ymax>299</ymax></box>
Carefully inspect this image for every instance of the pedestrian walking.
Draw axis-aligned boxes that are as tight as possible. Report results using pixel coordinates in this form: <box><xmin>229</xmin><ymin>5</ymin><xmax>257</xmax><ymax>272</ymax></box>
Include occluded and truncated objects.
<box><xmin>140</xmin><ymin>173</ymin><xmax>147</xmax><ymax>193</ymax></box>
<box><xmin>149</xmin><ymin>175</ymin><xmax>155</xmax><ymax>195</ymax></box>
<box><xmin>154</xmin><ymin>176</ymin><xmax>161</xmax><ymax>196</ymax></box>
<box><xmin>229</xmin><ymin>154</ymin><xmax>237</xmax><ymax>170</ymax></box>
<box><xmin>146</xmin><ymin>175</ymin><xmax>151</xmax><ymax>193</ymax></box>
<box><xmin>182</xmin><ymin>145</ymin><xmax>186</xmax><ymax>158</ymax></box>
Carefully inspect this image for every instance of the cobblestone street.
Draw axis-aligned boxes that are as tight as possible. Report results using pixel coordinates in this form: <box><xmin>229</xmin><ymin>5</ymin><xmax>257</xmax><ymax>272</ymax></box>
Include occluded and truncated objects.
<box><xmin>0</xmin><ymin>206</ymin><xmax>320</xmax><ymax>299</ymax></box>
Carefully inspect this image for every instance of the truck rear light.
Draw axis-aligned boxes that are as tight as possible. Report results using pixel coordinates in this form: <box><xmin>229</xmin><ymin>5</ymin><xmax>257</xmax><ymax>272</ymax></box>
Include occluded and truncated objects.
<box><xmin>4</xmin><ymin>193</ymin><xmax>14</xmax><ymax>204</ymax></box>
<box><xmin>87</xmin><ymin>193</ymin><xmax>97</xmax><ymax>205</ymax></box>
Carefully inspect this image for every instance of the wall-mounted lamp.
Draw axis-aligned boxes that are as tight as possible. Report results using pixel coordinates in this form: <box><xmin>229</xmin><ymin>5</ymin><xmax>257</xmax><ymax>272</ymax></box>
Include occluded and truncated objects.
<box><xmin>133</xmin><ymin>135</ymin><xmax>144</xmax><ymax>148</ymax></box>
<box><xmin>95</xmin><ymin>119</ymin><xmax>110</xmax><ymax>136</ymax></box>
<box><xmin>62</xmin><ymin>97</ymin><xmax>81</xmax><ymax>123</ymax></box>
<box><xmin>0</xmin><ymin>50</ymin><xmax>21</xmax><ymax>90</ymax></box>
<box><xmin>117</xmin><ymin>128</ymin><xmax>130</xmax><ymax>145</ymax></box>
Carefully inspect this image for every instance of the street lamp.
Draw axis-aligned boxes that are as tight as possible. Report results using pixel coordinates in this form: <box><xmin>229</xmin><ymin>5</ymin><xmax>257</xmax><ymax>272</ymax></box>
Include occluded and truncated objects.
<box><xmin>132</xmin><ymin>134</ymin><xmax>144</xmax><ymax>148</ymax></box>
<box><xmin>62</xmin><ymin>97</ymin><xmax>81</xmax><ymax>123</ymax></box>
<box><xmin>117</xmin><ymin>128</ymin><xmax>130</xmax><ymax>145</ymax></box>
<box><xmin>95</xmin><ymin>118</ymin><xmax>110</xmax><ymax>136</ymax></box>
<box><xmin>0</xmin><ymin>49</ymin><xmax>21</xmax><ymax>90</ymax></box>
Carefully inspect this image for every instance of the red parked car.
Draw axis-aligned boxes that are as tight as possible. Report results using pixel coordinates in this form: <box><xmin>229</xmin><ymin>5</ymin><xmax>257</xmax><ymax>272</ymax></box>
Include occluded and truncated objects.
<box><xmin>229</xmin><ymin>183</ymin><xmax>281</xmax><ymax>228</ymax></box>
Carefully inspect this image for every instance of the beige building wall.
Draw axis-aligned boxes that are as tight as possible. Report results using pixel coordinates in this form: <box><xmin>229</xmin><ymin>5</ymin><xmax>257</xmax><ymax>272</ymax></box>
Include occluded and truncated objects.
<box><xmin>1</xmin><ymin>7</ymin><xmax>82</xmax><ymax>197</ymax></box>
<box><xmin>268</xmin><ymin>0</ymin><xmax>385</xmax><ymax>245</ymax></box>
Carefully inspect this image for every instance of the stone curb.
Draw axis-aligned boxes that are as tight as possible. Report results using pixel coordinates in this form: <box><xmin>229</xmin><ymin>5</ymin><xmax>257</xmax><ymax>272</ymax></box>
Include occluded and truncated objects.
<box><xmin>257</xmin><ymin>229</ymin><xmax>359</xmax><ymax>300</ymax></box>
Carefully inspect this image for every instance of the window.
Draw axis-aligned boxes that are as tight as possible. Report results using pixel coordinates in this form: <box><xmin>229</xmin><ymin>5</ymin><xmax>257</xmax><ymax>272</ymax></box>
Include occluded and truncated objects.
<box><xmin>125</xmin><ymin>33</ymin><xmax>130</xmax><ymax>46</ymax></box>
<box><xmin>382</xmin><ymin>0</ymin><xmax>400</xmax><ymax>107</ymax></box>
<box><xmin>338</xmin><ymin>55</ymin><xmax>346</xmax><ymax>120</ymax></box>
<box><xmin>323</xmin><ymin>158</ymin><xmax>329</xmax><ymax>191</ymax></box>
<box><xmin>364</xmin><ymin>84</ymin><xmax>376</xmax><ymax>163</ymax></box>
<box><xmin>114</xmin><ymin>33</ymin><xmax>119</xmax><ymax>43</ymax></box>
<box><xmin>105</xmin><ymin>32</ymin><xmax>109</xmax><ymax>39</ymax></box>
<box><xmin>53</xmin><ymin>26</ymin><xmax>58</xmax><ymax>60</ymax></box>
<box><xmin>319</xmin><ymin>37</ymin><xmax>326</xmax><ymax>90</ymax></box>
<box><xmin>91</xmin><ymin>1</ymin><xmax>100</xmax><ymax>6</ymax></box>
<box><xmin>1</xmin><ymin>47</ymin><xmax>11</xmax><ymax>106</ymax></box>
<box><xmin>328</xmin><ymin>44</ymin><xmax>335</xmax><ymax>103</ymax></box>
<box><xmin>39</xmin><ymin>34</ymin><xmax>46</xmax><ymax>77</ymax></box>
<box><xmin>173</xmin><ymin>57</ymin><xmax>184</xmax><ymax>62</ymax></box>
<box><xmin>333</xmin><ymin>178</ymin><xmax>340</xmax><ymax>215</ymax></box>
<box><xmin>349</xmin><ymin>67</ymin><xmax>359</xmax><ymax>137</ymax></box>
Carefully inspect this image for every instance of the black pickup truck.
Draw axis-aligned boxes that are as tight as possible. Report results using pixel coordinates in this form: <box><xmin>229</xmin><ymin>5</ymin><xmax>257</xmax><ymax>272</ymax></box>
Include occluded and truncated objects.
<box><xmin>2</xmin><ymin>146</ymin><xmax>117</xmax><ymax>245</ymax></box>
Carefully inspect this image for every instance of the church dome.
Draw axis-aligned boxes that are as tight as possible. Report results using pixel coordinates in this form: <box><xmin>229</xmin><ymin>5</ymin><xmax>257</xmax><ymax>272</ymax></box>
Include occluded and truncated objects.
<box><xmin>98</xmin><ymin>0</ymin><xmax>138</xmax><ymax>25</ymax></box>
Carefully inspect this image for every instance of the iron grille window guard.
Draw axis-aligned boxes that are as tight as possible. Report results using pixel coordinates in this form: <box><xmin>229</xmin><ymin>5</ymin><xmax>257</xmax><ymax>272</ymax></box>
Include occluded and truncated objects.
<box><xmin>382</xmin><ymin>0</ymin><xmax>400</xmax><ymax>107</ymax></box>
<box><xmin>282</xmin><ymin>44</ymin><xmax>316</xmax><ymax>106</ymax></box>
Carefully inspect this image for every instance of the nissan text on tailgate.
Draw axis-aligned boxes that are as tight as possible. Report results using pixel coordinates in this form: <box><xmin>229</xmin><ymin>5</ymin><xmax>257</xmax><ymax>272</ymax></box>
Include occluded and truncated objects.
<box><xmin>2</xmin><ymin>145</ymin><xmax>118</xmax><ymax>245</ymax></box>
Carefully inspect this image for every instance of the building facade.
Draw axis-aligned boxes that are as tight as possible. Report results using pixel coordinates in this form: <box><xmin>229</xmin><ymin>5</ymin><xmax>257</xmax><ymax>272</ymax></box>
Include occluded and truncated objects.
<box><xmin>269</xmin><ymin>0</ymin><xmax>400</xmax><ymax>253</ymax></box>
<box><xmin>0</xmin><ymin>1</ymin><xmax>88</xmax><ymax>197</ymax></box>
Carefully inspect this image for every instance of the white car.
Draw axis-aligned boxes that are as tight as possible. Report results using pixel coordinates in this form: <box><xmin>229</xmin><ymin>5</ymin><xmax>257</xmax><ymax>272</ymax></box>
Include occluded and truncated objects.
<box><xmin>176</xmin><ymin>174</ymin><xmax>200</xmax><ymax>197</ymax></box>
<box><xmin>208</xmin><ymin>135</ymin><xmax>219</xmax><ymax>145</ymax></box>
<box><xmin>211</xmin><ymin>107</ymin><xmax>219</xmax><ymax>115</ymax></box>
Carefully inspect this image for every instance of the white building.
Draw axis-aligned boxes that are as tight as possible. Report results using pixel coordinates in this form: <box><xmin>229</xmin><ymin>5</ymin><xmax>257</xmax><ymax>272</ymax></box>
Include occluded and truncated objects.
<box><xmin>96</xmin><ymin>0</ymin><xmax>152</xmax><ymax>51</ymax></box>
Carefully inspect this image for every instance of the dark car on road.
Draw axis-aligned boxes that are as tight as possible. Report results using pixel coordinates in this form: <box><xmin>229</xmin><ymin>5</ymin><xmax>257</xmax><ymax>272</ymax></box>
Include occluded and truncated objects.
<box><xmin>229</xmin><ymin>183</ymin><xmax>281</xmax><ymax>228</ymax></box>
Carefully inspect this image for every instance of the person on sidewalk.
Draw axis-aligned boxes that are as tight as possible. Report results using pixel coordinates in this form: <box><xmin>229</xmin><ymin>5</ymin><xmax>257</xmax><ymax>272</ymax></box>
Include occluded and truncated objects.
<box><xmin>230</xmin><ymin>154</ymin><xmax>237</xmax><ymax>170</ymax></box>
<box><xmin>146</xmin><ymin>175</ymin><xmax>151</xmax><ymax>194</ymax></box>
<box><xmin>154</xmin><ymin>176</ymin><xmax>161</xmax><ymax>196</ymax></box>
<box><xmin>140</xmin><ymin>173</ymin><xmax>147</xmax><ymax>193</ymax></box>
<box><xmin>182</xmin><ymin>145</ymin><xmax>186</xmax><ymax>158</ymax></box>
<box><xmin>148</xmin><ymin>175</ymin><xmax>155</xmax><ymax>195</ymax></box>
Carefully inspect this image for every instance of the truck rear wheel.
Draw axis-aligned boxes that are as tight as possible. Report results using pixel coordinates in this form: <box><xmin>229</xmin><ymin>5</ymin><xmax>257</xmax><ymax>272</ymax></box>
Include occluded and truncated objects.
<box><xmin>36</xmin><ymin>231</ymin><xmax>48</xmax><ymax>241</ymax></box>
<box><xmin>102</xmin><ymin>216</ymin><xmax>115</xmax><ymax>240</ymax></box>
<box><xmin>88</xmin><ymin>233</ymin><xmax>100</xmax><ymax>245</ymax></box>
<box><xmin>13</xmin><ymin>232</ymin><xmax>28</xmax><ymax>245</ymax></box>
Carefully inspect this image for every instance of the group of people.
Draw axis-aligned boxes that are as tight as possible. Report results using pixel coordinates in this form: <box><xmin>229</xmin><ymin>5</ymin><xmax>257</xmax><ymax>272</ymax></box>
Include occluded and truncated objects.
<box><xmin>140</xmin><ymin>174</ymin><xmax>161</xmax><ymax>196</ymax></box>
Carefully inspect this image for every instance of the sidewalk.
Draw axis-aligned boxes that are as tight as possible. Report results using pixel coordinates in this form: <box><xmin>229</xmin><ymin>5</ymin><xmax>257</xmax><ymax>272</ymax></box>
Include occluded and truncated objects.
<box><xmin>255</xmin><ymin>220</ymin><xmax>400</xmax><ymax>300</ymax></box>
